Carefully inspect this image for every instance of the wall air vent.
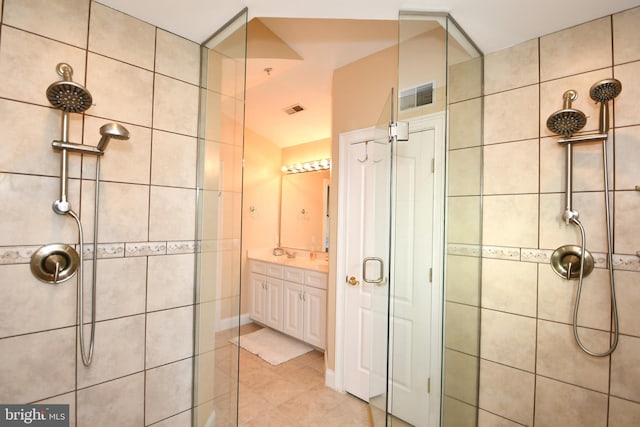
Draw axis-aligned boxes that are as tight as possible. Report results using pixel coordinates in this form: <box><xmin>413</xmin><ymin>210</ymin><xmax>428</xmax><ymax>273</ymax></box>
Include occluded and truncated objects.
<box><xmin>283</xmin><ymin>103</ymin><xmax>305</xmax><ymax>115</ymax></box>
<box><xmin>399</xmin><ymin>82</ymin><xmax>434</xmax><ymax>111</ymax></box>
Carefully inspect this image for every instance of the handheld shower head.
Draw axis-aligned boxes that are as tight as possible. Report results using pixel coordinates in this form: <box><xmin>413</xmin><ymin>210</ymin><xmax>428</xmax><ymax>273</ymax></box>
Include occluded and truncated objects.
<box><xmin>46</xmin><ymin>63</ymin><xmax>93</xmax><ymax>113</ymax></box>
<box><xmin>546</xmin><ymin>90</ymin><xmax>587</xmax><ymax>136</ymax></box>
<box><xmin>97</xmin><ymin>123</ymin><xmax>130</xmax><ymax>152</ymax></box>
<box><xmin>590</xmin><ymin>79</ymin><xmax>622</xmax><ymax>103</ymax></box>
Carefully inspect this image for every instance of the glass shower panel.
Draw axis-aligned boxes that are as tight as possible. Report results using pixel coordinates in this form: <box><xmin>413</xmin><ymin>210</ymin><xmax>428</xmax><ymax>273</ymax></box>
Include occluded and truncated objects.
<box><xmin>194</xmin><ymin>9</ymin><xmax>247</xmax><ymax>427</ymax></box>
<box><xmin>442</xmin><ymin>15</ymin><xmax>483</xmax><ymax>427</ymax></box>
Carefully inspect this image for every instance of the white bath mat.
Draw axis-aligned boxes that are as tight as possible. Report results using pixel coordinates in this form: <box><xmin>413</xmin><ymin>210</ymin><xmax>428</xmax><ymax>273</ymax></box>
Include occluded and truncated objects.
<box><xmin>231</xmin><ymin>327</ymin><xmax>313</xmax><ymax>365</ymax></box>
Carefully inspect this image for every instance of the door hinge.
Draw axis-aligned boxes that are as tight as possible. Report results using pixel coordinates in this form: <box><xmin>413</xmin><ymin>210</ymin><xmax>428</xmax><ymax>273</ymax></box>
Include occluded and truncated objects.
<box><xmin>431</xmin><ymin>158</ymin><xmax>435</xmax><ymax>173</ymax></box>
<box><xmin>429</xmin><ymin>268</ymin><xmax>432</xmax><ymax>283</ymax></box>
<box><xmin>427</xmin><ymin>377</ymin><xmax>431</xmax><ymax>394</ymax></box>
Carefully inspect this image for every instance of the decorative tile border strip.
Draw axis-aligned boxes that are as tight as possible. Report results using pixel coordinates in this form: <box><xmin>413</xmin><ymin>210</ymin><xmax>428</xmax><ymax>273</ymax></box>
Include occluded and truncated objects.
<box><xmin>0</xmin><ymin>240</ymin><xmax>198</xmax><ymax>265</ymax></box>
<box><xmin>482</xmin><ymin>245</ymin><xmax>520</xmax><ymax>261</ymax></box>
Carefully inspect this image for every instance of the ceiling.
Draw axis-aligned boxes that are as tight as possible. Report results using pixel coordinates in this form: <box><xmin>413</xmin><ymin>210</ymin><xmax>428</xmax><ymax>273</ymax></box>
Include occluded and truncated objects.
<box><xmin>98</xmin><ymin>0</ymin><xmax>640</xmax><ymax>147</ymax></box>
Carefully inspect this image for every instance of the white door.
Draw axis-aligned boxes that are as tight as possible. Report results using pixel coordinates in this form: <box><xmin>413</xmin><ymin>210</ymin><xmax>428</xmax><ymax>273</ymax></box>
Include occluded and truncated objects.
<box><xmin>343</xmin><ymin>98</ymin><xmax>392</xmax><ymax>402</ymax></box>
<box><xmin>265</xmin><ymin>277</ymin><xmax>283</xmax><ymax>331</ymax></box>
<box><xmin>341</xmin><ymin>114</ymin><xmax>441</xmax><ymax>426</ymax></box>
<box><xmin>388</xmin><ymin>127</ymin><xmax>435</xmax><ymax>426</ymax></box>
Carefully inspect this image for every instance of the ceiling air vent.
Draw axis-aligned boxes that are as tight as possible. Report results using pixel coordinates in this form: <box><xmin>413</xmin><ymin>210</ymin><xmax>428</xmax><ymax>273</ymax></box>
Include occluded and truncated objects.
<box><xmin>399</xmin><ymin>82</ymin><xmax>434</xmax><ymax>111</ymax></box>
<box><xmin>283</xmin><ymin>103</ymin><xmax>305</xmax><ymax>115</ymax></box>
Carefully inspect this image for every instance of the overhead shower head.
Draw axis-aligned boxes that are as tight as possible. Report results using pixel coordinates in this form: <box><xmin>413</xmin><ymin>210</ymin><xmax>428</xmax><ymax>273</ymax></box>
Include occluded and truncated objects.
<box><xmin>96</xmin><ymin>123</ymin><xmax>130</xmax><ymax>152</ymax></box>
<box><xmin>546</xmin><ymin>89</ymin><xmax>587</xmax><ymax>137</ymax></box>
<box><xmin>46</xmin><ymin>63</ymin><xmax>93</xmax><ymax>113</ymax></box>
<box><xmin>590</xmin><ymin>79</ymin><xmax>622</xmax><ymax>103</ymax></box>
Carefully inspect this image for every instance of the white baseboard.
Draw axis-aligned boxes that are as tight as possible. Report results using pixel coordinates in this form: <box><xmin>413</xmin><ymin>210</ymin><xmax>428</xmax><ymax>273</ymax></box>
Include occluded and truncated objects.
<box><xmin>325</xmin><ymin>368</ymin><xmax>336</xmax><ymax>390</ymax></box>
<box><xmin>216</xmin><ymin>313</ymin><xmax>252</xmax><ymax>332</ymax></box>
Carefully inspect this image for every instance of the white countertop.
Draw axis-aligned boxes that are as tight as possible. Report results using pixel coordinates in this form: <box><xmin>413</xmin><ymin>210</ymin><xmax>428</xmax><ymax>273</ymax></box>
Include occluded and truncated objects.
<box><xmin>248</xmin><ymin>249</ymin><xmax>329</xmax><ymax>273</ymax></box>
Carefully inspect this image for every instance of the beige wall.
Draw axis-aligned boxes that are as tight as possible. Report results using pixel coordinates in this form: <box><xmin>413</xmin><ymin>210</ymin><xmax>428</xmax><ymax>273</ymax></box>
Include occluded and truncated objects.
<box><xmin>241</xmin><ymin>129</ymin><xmax>282</xmax><ymax>313</ymax></box>
<box><xmin>282</xmin><ymin>137</ymin><xmax>331</xmax><ymax>165</ymax></box>
<box><xmin>0</xmin><ymin>0</ymin><xmax>200</xmax><ymax>424</ymax></box>
<box><xmin>474</xmin><ymin>8</ymin><xmax>640</xmax><ymax>425</ymax></box>
<box><xmin>327</xmin><ymin>43</ymin><xmax>398</xmax><ymax>370</ymax></box>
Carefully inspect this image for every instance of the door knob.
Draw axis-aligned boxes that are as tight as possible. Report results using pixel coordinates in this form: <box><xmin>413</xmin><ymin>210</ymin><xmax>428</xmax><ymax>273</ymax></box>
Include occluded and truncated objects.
<box><xmin>347</xmin><ymin>276</ymin><xmax>360</xmax><ymax>286</ymax></box>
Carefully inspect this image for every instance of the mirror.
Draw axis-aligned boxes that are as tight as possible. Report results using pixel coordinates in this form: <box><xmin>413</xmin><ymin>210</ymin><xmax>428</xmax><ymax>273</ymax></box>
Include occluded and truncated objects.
<box><xmin>280</xmin><ymin>170</ymin><xmax>330</xmax><ymax>251</ymax></box>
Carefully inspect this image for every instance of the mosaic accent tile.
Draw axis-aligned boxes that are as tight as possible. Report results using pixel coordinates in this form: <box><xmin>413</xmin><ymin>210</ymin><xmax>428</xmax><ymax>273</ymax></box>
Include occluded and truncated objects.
<box><xmin>125</xmin><ymin>241</ymin><xmax>167</xmax><ymax>257</ymax></box>
<box><xmin>447</xmin><ymin>243</ymin><xmax>481</xmax><ymax>257</ymax></box>
<box><xmin>167</xmin><ymin>240</ymin><xmax>196</xmax><ymax>254</ymax></box>
<box><xmin>0</xmin><ymin>245</ymin><xmax>38</xmax><ymax>264</ymax></box>
<box><xmin>482</xmin><ymin>245</ymin><xmax>521</xmax><ymax>260</ymax></box>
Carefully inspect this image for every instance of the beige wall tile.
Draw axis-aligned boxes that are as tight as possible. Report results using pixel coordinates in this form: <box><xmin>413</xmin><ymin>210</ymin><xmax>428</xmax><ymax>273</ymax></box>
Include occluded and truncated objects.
<box><xmin>82</xmin><ymin>257</ymin><xmax>147</xmax><ymax>321</ymax></box>
<box><xmin>147</xmin><ymin>254</ymin><xmax>196</xmax><ymax>311</ymax></box>
<box><xmin>614</xmin><ymin>61</ymin><xmax>640</xmax><ymax>127</ymax></box>
<box><xmin>483</xmin><ymin>139</ymin><xmax>539</xmax><ymax>195</ymax></box>
<box><xmin>445</xmin><ymin>302</ymin><xmax>479</xmax><ymax>356</ymax></box>
<box><xmin>616</xmin><ymin>270</ymin><xmax>640</xmax><ymax>337</ymax></box>
<box><xmin>611</xmin><ymin>334</ymin><xmax>640</xmax><ymax>401</ymax></box>
<box><xmin>479</xmin><ymin>359</ymin><xmax>534</xmax><ymax>425</ymax></box>
<box><xmin>35</xmin><ymin>392</ymin><xmax>76</xmax><ymax>427</ymax></box>
<box><xmin>442</xmin><ymin>397</ymin><xmax>477</xmax><ymax>427</ymax></box>
<box><xmin>444</xmin><ymin>349</ymin><xmax>479</xmax><ymax>404</ymax></box>
<box><xmin>540</xmin><ymin>68</ymin><xmax>613</xmax><ymax>138</ymax></box>
<box><xmin>449</xmin><ymin>98</ymin><xmax>482</xmax><ymax>149</ymax></box>
<box><xmin>540</xmin><ymin>17</ymin><xmax>612</xmax><ymax>81</ymax></box>
<box><xmin>448</xmin><ymin>147</ymin><xmax>482</xmax><ymax>196</ymax></box>
<box><xmin>0</xmin><ymin>26</ymin><xmax>86</xmax><ymax>107</ymax></box>
<box><xmin>3</xmin><ymin>0</ymin><xmax>89</xmax><ymax>48</ymax></box>
<box><xmin>156</xmin><ymin>29</ymin><xmax>200</xmax><ymax>85</ymax></box>
<box><xmin>146</xmin><ymin>358</ymin><xmax>193</xmax><ymax>424</ymax></box>
<box><xmin>484</xmin><ymin>85</ymin><xmax>539</xmax><ymax>145</ymax></box>
<box><xmin>149</xmin><ymin>186</ymin><xmax>196</xmax><ymax>241</ymax></box>
<box><xmin>613</xmin><ymin>7</ymin><xmax>640</xmax><ymax>64</ymax></box>
<box><xmin>538</xmin><ymin>266</ymin><xmax>612</xmax><ymax>331</ymax></box>
<box><xmin>0</xmin><ymin>263</ymin><xmax>76</xmax><ymax>338</ymax></box>
<box><xmin>447</xmin><ymin>196</ymin><xmax>481</xmax><ymax>245</ymax></box>
<box><xmin>537</xmin><ymin>320</ymin><xmax>610</xmax><ymax>392</ymax></box>
<box><xmin>481</xmin><ymin>309</ymin><xmax>536</xmax><ymax>371</ymax></box>
<box><xmin>86</xmin><ymin>53</ymin><xmax>153</xmax><ymax>126</ymax></box>
<box><xmin>204</xmin><ymin>92</ymin><xmax>242</xmax><ymax>144</ymax></box>
<box><xmin>0</xmin><ymin>99</ymin><xmax>83</xmax><ymax>178</ymax></box>
<box><xmin>539</xmin><ymin>191</ymin><xmax>608</xmax><ymax>252</ymax></box>
<box><xmin>481</xmin><ymin>258</ymin><xmax>537</xmax><ymax>317</ymax></box>
<box><xmin>449</xmin><ymin>56</ymin><xmax>482</xmax><ymax>103</ymax></box>
<box><xmin>82</xmin><ymin>116</ymin><xmax>151</xmax><ymax>185</ymax></box>
<box><xmin>609</xmin><ymin>396</ymin><xmax>640</xmax><ymax>426</ymax></box>
<box><xmin>615</xmin><ymin>190</ymin><xmax>640</xmax><ymax>254</ymax></box>
<box><xmin>146</xmin><ymin>306</ymin><xmax>194</xmax><ymax>368</ymax></box>
<box><xmin>0</xmin><ymin>173</ymin><xmax>80</xmax><ymax>245</ymax></box>
<box><xmin>535</xmin><ymin>375</ymin><xmax>608</xmax><ymax>427</ymax></box>
<box><xmin>151</xmin><ymin>130</ymin><xmax>197</xmax><ymax>188</ymax></box>
<box><xmin>0</xmin><ymin>327</ymin><xmax>75</xmax><ymax>402</ymax></box>
<box><xmin>445</xmin><ymin>255</ymin><xmax>480</xmax><ymax>306</ymax></box>
<box><xmin>80</xmin><ymin>181</ymin><xmax>150</xmax><ymax>243</ymax></box>
<box><xmin>77</xmin><ymin>373</ymin><xmax>144</xmax><ymax>426</ymax></box>
<box><xmin>88</xmin><ymin>2</ymin><xmax>155</xmax><ymax>70</ymax></box>
<box><xmin>77</xmin><ymin>315</ymin><xmax>145</xmax><ymax>388</ymax></box>
<box><xmin>153</xmin><ymin>74</ymin><xmax>199</xmax><ymax>136</ymax></box>
<box><xmin>483</xmin><ymin>194</ymin><xmax>538</xmax><ymax>248</ymax></box>
<box><xmin>615</xmin><ymin>125</ymin><xmax>640</xmax><ymax>190</ymax></box>
<box><xmin>478</xmin><ymin>410</ymin><xmax>521</xmax><ymax>427</ymax></box>
<box><xmin>485</xmin><ymin>38</ymin><xmax>539</xmax><ymax>95</ymax></box>
<box><xmin>151</xmin><ymin>410</ymin><xmax>192</xmax><ymax>427</ymax></box>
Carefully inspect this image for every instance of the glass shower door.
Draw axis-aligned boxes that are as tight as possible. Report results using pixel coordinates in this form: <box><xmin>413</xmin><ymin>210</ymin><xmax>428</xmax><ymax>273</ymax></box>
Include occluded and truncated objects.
<box><xmin>194</xmin><ymin>8</ymin><xmax>247</xmax><ymax>427</ymax></box>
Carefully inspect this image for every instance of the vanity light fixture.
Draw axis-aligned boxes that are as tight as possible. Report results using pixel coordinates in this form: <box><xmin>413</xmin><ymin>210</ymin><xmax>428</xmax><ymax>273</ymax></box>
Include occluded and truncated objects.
<box><xmin>281</xmin><ymin>159</ymin><xmax>331</xmax><ymax>174</ymax></box>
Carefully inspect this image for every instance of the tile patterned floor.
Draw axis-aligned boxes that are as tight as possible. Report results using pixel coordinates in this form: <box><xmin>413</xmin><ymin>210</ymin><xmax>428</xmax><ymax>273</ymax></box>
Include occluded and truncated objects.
<box><xmin>237</xmin><ymin>325</ymin><xmax>370</xmax><ymax>426</ymax></box>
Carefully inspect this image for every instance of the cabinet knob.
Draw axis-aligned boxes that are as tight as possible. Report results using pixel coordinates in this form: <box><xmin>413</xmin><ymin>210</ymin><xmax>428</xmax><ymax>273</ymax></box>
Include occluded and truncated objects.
<box><xmin>347</xmin><ymin>276</ymin><xmax>360</xmax><ymax>286</ymax></box>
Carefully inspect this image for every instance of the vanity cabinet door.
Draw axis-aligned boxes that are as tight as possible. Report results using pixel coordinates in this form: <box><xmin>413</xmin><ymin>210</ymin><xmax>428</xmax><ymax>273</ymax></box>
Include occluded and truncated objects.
<box><xmin>249</xmin><ymin>273</ymin><xmax>267</xmax><ymax>324</ymax></box>
<box><xmin>303</xmin><ymin>286</ymin><xmax>326</xmax><ymax>349</ymax></box>
<box><xmin>265</xmin><ymin>276</ymin><xmax>283</xmax><ymax>331</ymax></box>
<box><xmin>283</xmin><ymin>281</ymin><xmax>304</xmax><ymax>340</ymax></box>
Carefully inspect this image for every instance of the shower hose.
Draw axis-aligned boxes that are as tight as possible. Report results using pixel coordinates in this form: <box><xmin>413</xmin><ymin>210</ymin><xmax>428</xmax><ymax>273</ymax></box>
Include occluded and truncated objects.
<box><xmin>67</xmin><ymin>156</ymin><xmax>102</xmax><ymax>366</ymax></box>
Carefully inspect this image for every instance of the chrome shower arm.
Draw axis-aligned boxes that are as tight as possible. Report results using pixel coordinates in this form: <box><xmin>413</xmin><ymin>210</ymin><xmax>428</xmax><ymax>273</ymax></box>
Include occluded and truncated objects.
<box><xmin>52</xmin><ymin>140</ymin><xmax>104</xmax><ymax>155</ymax></box>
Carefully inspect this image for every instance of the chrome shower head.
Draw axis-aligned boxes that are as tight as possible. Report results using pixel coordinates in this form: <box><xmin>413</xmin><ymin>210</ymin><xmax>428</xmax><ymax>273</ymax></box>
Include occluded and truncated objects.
<box><xmin>546</xmin><ymin>90</ymin><xmax>587</xmax><ymax>136</ymax></box>
<box><xmin>46</xmin><ymin>63</ymin><xmax>93</xmax><ymax>113</ymax></box>
<box><xmin>96</xmin><ymin>123</ymin><xmax>130</xmax><ymax>152</ymax></box>
<box><xmin>590</xmin><ymin>79</ymin><xmax>622</xmax><ymax>103</ymax></box>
